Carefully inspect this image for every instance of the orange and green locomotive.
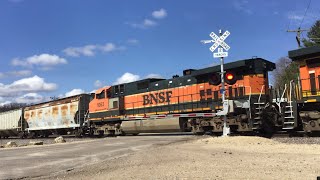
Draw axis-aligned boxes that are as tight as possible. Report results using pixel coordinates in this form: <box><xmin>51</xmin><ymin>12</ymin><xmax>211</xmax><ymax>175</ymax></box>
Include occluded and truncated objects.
<box><xmin>87</xmin><ymin>58</ymin><xmax>275</xmax><ymax>136</ymax></box>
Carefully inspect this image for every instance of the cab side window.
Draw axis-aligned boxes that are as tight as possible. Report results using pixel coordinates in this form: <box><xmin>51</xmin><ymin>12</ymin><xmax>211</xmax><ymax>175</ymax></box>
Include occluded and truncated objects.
<box><xmin>96</xmin><ymin>90</ymin><xmax>106</xmax><ymax>99</ymax></box>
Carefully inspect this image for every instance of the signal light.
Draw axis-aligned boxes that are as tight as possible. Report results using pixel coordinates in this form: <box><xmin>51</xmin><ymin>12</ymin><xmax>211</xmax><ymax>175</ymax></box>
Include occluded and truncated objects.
<box><xmin>226</xmin><ymin>73</ymin><xmax>234</xmax><ymax>80</ymax></box>
<box><xmin>208</xmin><ymin>73</ymin><xmax>221</xmax><ymax>85</ymax></box>
<box><xmin>208</xmin><ymin>72</ymin><xmax>237</xmax><ymax>85</ymax></box>
<box><xmin>224</xmin><ymin>71</ymin><xmax>237</xmax><ymax>85</ymax></box>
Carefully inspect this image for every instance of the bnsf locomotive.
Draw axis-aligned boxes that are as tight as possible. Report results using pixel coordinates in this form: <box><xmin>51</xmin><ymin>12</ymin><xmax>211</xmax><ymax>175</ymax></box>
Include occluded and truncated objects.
<box><xmin>87</xmin><ymin>57</ymin><xmax>275</xmax><ymax>136</ymax></box>
<box><xmin>1</xmin><ymin>46</ymin><xmax>320</xmax><ymax>138</ymax></box>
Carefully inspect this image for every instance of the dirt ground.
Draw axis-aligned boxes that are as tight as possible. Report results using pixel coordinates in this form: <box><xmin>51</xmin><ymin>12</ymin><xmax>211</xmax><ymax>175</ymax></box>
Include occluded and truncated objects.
<box><xmin>49</xmin><ymin>136</ymin><xmax>320</xmax><ymax>180</ymax></box>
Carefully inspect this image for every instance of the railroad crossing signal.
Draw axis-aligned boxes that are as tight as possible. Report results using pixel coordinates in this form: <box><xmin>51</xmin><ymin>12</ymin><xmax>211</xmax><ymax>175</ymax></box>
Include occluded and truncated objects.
<box><xmin>214</xmin><ymin>48</ymin><xmax>228</xmax><ymax>58</ymax></box>
<box><xmin>201</xmin><ymin>29</ymin><xmax>231</xmax><ymax>137</ymax></box>
<box><xmin>201</xmin><ymin>30</ymin><xmax>230</xmax><ymax>58</ymax></box>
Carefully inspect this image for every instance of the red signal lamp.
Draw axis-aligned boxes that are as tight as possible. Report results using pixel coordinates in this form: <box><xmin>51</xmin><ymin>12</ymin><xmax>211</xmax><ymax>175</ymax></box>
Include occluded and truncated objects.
<box><xmin>226</xmin><ymin>73</ymin><xmax>234</xmax><ymax>80</ymax></box>
<box><xmin>224</xmin><ymin>72</ymin><xmax>237</xmax><ymax>85</ymax></box>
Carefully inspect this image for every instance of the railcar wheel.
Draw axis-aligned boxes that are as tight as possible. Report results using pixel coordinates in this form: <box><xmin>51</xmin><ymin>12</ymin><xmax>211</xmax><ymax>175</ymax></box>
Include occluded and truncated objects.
<box><xmin>193</xmin><ymin>131</ymin><xmax>204</xmax><ymax>135</ymax></box>
<box><xmin>212</xmin><ymin>132</ymin><xmax>223</xmax><ymax>136</ymax></box>
<box><xmin>28</xmin><ymin>132</ymin><xmax>36</xmax><ymax>139</ymax></box>
<box><xmin>18</xmin><ymin>132</ymin><xmax>25</xmax><ymax>139</ymax></box>
<box><xmin>97</xmin><ymin>131</ymin><xmax>104</xmax><ymax>138</ymax></box>
<box><xmin>74</xmin><ymin>130</ymin><xmax>82</xmax><ymax>138</ymax></box>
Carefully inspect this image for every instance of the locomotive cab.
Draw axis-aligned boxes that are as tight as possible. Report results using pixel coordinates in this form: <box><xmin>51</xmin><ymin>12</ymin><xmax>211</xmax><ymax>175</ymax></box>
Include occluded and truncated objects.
<box><xmin>289</xmin><ymin>46</ymin><xmax>320</xmax><ymax>134</ymax></box>
<box><xmin>89</xmin><ymin>86</ymin><xmax>122</xmax><ymax>119</ymax></box>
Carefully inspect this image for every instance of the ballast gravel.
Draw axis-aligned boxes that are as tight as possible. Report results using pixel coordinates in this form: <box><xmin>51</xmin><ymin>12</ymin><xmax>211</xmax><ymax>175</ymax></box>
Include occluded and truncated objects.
<box><xmin>48</xmin><ymin>136</ymin><xmax>320</xmax><ymax>180</ymax></box>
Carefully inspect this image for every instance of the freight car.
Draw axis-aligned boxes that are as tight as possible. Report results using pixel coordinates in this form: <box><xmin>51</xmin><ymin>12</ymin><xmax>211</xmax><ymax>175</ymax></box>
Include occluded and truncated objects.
<box><xmin>87</xmin><ymin>57</ymin><xmax>276</xmax><ymax>136</ymax></box>
<box><xmin>0</xmin><ymin>94</ymin><xmax>90</xmax><ymax>138</ymax></box>
<box><xmin>0</xmin><ymin>109</ymin><xmax>26</xmax><ymax>138</ymax></box>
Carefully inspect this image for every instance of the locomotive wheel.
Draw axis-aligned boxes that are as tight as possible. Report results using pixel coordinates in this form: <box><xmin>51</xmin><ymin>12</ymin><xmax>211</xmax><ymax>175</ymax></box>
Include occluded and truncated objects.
<box><xmin>260</xmin><ymin>109</ymin><xmax>276</xmax><ymax>138</ymax></box>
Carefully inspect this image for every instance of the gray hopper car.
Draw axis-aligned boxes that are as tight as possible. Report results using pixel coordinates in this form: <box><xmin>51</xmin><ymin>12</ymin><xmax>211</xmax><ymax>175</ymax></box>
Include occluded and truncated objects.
<box><xmin>0</xmin><ymin>94</ymin><xmax>91</xmax><ymax>138</ymax></box>
<box><xmin>0</xmin><ymin>109</ymin><xmax>25</xmax><ymax>138</ymax></box>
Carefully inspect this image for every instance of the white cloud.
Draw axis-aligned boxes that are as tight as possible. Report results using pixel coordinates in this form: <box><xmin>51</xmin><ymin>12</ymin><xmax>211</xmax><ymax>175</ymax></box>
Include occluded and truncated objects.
<box><xmin>0</xmin><ymin>75</ymin><xmax>57</xmax><ymax>97</ymax></box>
<box><xmin>287</xmin><ymin>10</ymin><xmax>320</xmax><ymax>27</ymax></box>
<box><xmin>145</xmin><ymin>74</ymin><xmax>163</xmax><ymax>79</ymax></box>
<box><xmin>63</xmin><ymin>45</ymin><xmax>97</xmax><ymax>57</ymax></box>
<box><xmin>152</xmin><ymin>8</ymin><xmax>167</xmax><ymax>19</ymax></box>
<box><xmin>11</xmin><ymin>54</ymin><xmax>67</xmax><ymax>69</ymax></box>
<box><xmin>8</xmin><ymin>70</ymin><xmax>32</xmax><ymax>76</ymax></box>
<box><xmin>288</xmin><ymin>14</ymin><xmax>304</xmax><ymax>20</ymax></box>
<box><xmin>0</xmin><ymin>70</ymin><xmax>32</xmax><ymax>78</ymax></box>
<box><xmin>15</xmin><ymin>93</ymin><xmax>43</xmax><ymax>104</ymax></box>
<box><xmin>127</xmin><ymin>19</ymin><xmax>157</xmax><ymax>29</ymax></box>
<box><xmin>65</xmin><ymin>89</ymin><xmax>85</xmax><ymax>97</ymax></box>
<box><xmin>113</xmin><ymin>72</ymin><xmax>140</xmax><ymax>85</ymax></box>
<box><xmin>143</xmin><ymin>19</ymin><xmax>157</xmax><ymax>27</ymax></box>
<box><xmin>94</xmin><ymin>80</ymin><xmax>103</xmax><ymax>88</ymax></box>
<box><xmin>99</xmin><ymin>43</ymin><xmax>116</xmax><ymax>52</ymax></box>
<box><xmin>127</xmin><ymin>39</ymin><xmax>139</xmax><ymax>45</ymax></box>
<box><xmin>233</xmin><ymin>0</ymin><xmax>253</xmax><ymax>15</ymax></box>
<box><xmin>63</xmin><ymin>43</ymin><xmax>124</xmax><ymax>57</ymax></box>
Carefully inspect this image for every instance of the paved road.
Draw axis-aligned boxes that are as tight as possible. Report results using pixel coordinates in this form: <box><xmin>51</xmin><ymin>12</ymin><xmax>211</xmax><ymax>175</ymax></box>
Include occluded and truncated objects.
<box><xmin>0</xmin><ymin>133</ymin><xmax>193</xmax><ymax>180</ymax></box>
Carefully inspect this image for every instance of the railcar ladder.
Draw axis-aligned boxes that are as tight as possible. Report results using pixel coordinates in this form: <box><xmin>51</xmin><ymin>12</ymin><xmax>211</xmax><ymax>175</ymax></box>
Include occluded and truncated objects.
<box><xmin>252</xmin><ymin>85</ymin><xmax>265</xmax><ymax>129</ymax></box>
<box><xmin>83</xmin><ymin>110</ymin><xmax>89</xmax><ymax>126</ymax></box>
<box><xmin>283</xmin><ymin>81</ymin><xmax>295</xmax><ymax>130</ymax></box>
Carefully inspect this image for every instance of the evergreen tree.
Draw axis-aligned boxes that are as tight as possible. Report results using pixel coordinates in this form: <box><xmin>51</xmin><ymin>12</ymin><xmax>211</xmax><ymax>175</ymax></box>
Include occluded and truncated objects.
<box><xmin>302</xmin><ymin>20</ymin><xmax>320</xmax><ymax>47</ymax></box>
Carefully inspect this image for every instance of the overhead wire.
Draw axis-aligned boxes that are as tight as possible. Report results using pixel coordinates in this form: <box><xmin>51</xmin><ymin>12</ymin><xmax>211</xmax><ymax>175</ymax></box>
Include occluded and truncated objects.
<box><xmin>299</xmin><ymin>0</ymin><xmax>311</xmax><ymax>28</ymax></box>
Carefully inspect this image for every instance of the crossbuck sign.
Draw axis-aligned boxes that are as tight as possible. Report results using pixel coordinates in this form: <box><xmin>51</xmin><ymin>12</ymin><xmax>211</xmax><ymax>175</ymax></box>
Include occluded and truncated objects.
<box><xmin>201</xmin><ymin>30</ymin><xmax>230</xmax><ymax>58</ymax></box>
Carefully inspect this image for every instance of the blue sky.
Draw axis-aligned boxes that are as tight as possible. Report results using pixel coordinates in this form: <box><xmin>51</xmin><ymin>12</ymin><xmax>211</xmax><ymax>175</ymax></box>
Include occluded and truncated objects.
<box><xmin>0</xmin><ymin>0</ymin><xmax>319</xmax><ymax>105</ymax></box>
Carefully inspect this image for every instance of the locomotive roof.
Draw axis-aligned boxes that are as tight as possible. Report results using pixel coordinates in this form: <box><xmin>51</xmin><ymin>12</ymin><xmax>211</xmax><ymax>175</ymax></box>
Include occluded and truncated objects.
<box><xmin>190</xmin><ymin>57</ymin><xmax>275</xmax><ymax>77</ymax></box>
<box><xmin>106</xmin><ymin>58</ymin><xmax>276</xmax><ymax>97</ymax></box>
<box><xmin>289</xmin><ymin>46</ymin><xmax>320</xmax><ymax>61</ymax></box>
<box><xmin>116</xmin><ymin>57</ymin><xmax>275</xmax><ymax>86</ymax></box>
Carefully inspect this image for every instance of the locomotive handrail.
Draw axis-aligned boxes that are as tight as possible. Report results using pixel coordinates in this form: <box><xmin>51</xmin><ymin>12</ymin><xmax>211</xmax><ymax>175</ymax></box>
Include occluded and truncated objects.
<box><xmin>276</xmin><ymin>84</ymin><xmax>287</xmax><ymax>114</ymax></box>
<box><xmin>289</xmin><ymin>80</ymin><xmax>294</xmax><ymax>117</ymax></box>
<box><xmin>257</xmin><ymin>85</ymin><xmax>265</xmax><ymax>103</ymax></box>
<box><xmin>244</xmin><ymin>86</ymin><xmax>252</xmax><ymax>119</ymax></box>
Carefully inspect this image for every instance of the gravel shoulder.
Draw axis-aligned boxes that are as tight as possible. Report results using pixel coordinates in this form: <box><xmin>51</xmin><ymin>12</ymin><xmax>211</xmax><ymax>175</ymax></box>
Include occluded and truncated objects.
<box><xmin>48</xmin><ymin>136</ymin><xmax>320</xmax><ymax>180</ymax></box>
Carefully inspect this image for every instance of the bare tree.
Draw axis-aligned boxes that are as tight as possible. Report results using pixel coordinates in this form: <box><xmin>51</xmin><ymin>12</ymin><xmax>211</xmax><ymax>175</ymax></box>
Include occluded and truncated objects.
<box><xmin>0</xmin><ymin>103</ymin><xmax>27</xmax><ymax>112</ymax></box>
<box><xmin>272</xmin><ymin>57</ymin><xmax>299</xmax><ymax>91</ymax></box>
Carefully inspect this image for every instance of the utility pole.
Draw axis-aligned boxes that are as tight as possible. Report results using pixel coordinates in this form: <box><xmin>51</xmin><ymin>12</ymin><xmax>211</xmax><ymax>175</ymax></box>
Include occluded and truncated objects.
<box><xmin>287</xmin><ymin>27</ymin><xmax>309</xmax><ymax>48</ymax></box>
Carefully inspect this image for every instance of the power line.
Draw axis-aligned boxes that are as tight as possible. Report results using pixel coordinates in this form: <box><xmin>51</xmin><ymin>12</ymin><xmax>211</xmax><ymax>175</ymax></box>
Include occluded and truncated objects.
<box><xmin>286</xmin><ymin>0</ymin><xmax>312</xmax><ymax>48</ymax></box>
<box><xmin>299</xmin><ymin>0</ymin><xmax>312</xmax><ymax>28</ymax></box>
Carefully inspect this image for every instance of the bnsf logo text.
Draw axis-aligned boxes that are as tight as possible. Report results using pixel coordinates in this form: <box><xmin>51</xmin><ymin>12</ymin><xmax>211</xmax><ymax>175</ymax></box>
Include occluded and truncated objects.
<box><xmin>142</xmin><ymin>91</ymin><xmax>173</xmax><ymax>105</ymax></box>
<box><xmin>97</xmin><ymin>102</ymin><xmax>104</xmax><ymax>107</ymax></box>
